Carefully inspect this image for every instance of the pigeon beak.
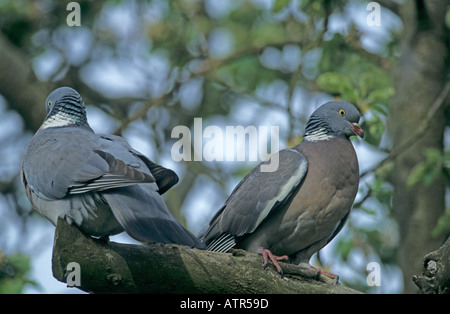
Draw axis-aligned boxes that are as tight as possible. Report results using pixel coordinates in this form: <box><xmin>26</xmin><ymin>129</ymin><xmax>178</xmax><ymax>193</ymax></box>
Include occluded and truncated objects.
<box><xmin>352</xmin><ymin>123</ymin><xmax>364</xmax><ymax>138</ymax></box>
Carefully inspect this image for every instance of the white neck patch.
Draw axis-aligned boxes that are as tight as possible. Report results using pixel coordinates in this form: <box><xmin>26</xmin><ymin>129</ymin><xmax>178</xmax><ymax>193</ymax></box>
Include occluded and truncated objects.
<box><xmin>304</xmin><ymin>128</ymin><xmax>334</xmax><ymax>142</ymax></box>
<box><xmin>40</xmin><ymin>111</ymin><xmax>77</xmax><ymax>130</ymax></box>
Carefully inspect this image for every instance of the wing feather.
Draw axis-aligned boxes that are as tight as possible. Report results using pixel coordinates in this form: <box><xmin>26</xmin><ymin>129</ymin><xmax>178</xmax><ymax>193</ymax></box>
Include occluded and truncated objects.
<box><xmin>99</xmin><ymin>134</ymin><xmax>178</xmax><ymax>194</ymax></box>
<box><xmin>69</xmin><ymin>150</ymin><xmax>155</xmax><ymax>194</ymax></box>
<box><xmin>201</xmin><ymin>148</ymin><xmax>308</xmax><ymax>251</ymax></box>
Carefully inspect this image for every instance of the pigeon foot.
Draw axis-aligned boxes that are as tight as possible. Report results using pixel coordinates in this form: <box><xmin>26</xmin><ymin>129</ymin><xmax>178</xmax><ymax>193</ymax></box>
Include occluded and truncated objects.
<box><xmin>310</xmin><ymin>266</ymin><xmax>340</xmax><ymax>283</ymax></box>
<box><xmin>260</xmin><ymin>248</ymin><xmax>289</xmax><ymax>277</ymax></box>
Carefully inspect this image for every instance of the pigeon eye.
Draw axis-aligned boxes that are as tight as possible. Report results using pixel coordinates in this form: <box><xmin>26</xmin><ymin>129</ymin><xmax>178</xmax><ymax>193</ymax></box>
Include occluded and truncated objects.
<box><xmin>47</xmin><ymin>101</ymin><xmax>52</xmax><ymax>110</ymax></box>
<box><xmin>338</xmin><ymin>109</ymin><xmax>346</xmax><ymax>116</ymax></box>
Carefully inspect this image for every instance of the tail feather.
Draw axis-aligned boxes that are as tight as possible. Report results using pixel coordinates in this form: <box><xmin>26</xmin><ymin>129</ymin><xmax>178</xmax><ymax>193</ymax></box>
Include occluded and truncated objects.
<box><xmin>205</xmin><ymin>233</ymin><xmax>236</xmax><ymax>252</ymax></box>
<box><xmin>102</xmin><ymin>185</ymin><xmax>205</xmax><ymax>249</ymax></box>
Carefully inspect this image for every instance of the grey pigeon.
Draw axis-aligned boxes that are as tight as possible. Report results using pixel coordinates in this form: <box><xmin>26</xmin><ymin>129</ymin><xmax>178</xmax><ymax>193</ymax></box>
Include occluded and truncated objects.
<box><xmin>199</xmin><ymin>101</ymin><xmax>364</xmax><ymax>275</ymax></box>
<box><xmin>21</xmin><ymin>87</ymin><xmax>204</xmax><ymax>249</ymax></box>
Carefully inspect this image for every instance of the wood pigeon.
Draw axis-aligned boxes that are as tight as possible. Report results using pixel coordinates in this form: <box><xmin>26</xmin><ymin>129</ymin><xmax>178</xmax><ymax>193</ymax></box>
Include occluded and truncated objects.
<box><xmin>21</xmin><ymin>87</ymin><xmax>204</xmax><ymax>249</ymax></box>
<box><xmin>199</xmin><ymin>101</ymin><xmax>364</xmax><ymax>276</ymax></box>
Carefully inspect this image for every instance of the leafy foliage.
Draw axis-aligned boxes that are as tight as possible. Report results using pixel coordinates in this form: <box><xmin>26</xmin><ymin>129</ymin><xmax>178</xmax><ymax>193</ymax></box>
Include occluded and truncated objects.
<box><xmin>407</xmin><ymin>148</ymin><xmax>450</xmax><ymax>188</ymax></box>
<box><xmin>0</xmin><ymin>252</ymin><xmax>37</xmax><ymax>293</ymax></box>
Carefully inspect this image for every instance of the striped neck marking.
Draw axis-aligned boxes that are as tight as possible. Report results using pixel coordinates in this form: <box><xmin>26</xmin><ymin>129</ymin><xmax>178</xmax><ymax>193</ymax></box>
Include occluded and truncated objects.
<box><xmin>304</xmin><ymin>128</ymin><xmax>334</xmax><ymax>142</ymax></box>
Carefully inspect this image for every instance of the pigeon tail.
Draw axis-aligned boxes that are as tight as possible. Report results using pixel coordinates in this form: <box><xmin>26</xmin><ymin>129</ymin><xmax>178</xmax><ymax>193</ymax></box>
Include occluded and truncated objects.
<box><xmin>103</xmin><ymin>185</ymin><xmax>205</xmax><ymax>249</ymax></box>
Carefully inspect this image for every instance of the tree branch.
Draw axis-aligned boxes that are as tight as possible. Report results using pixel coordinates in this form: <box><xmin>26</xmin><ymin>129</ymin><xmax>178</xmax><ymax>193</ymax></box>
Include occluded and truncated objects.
<box><xmin>51</xmin><ymin>219</ymin><xmax>361</xmax><ymax>294</ymax></box>
<box><xmin>413</xmin><ymin>236</ymin><xmax>450</xmax><ymax>294</ymax></box>
<box><xmin>0</xmin><ymin>33</ymin><xmax>48</xmax><ymax>132</ymax></box>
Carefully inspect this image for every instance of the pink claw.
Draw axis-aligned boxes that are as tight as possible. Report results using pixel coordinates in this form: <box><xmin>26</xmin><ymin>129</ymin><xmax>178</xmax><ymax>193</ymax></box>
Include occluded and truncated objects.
<box><xmin>260</xmin><ymin>248</ymin><xmax>289</xmax><ymax>276</ymax></box>
<box><xmin>310</xmin><ymin>266</ymin><xmax>340</xmax><ymax>283</ymax></box>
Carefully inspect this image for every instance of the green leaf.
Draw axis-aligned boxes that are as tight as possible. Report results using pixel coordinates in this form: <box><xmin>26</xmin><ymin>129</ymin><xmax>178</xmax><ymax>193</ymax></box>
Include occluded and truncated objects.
<box><xmin>335</xmin><ymin>238</ymin><xmax>354</xmax><ymax>261</ymax></box>
<box><xmin>216</xmin><ymin>55</ymin><xmax>277</xmax><ymax>91</ymax></box>
<box><xmin>273</xmin><ymin>0</ymin><xmax>291</xmax><ymax>12</ymax></box>
<box><xmin>0</xmin><ymin>253</ymin><xmax>36</xmax><ymax>294</ymax></box>
<box><xmin>317</xmin><ymin>72</ymin><xmax>352</xmax><ymax>96</ymax></box>
<box><xmin>432</xmin><ymin>210</ymin><xmax>450</xmax><ymax>238</ymax></box>
<box><xmin>358</xmin><ymin>207</ymin><xmax>377</xmax><ymax>216</ymax></box>
<box><xmin>362</xmin><ymin>114</ymin><xmax>384</xmax><ymax>146</ymax></box>
<box><xmin>367</xmin><ymin>87</ymin><xmax>395</xmax><ymax>105</ymax></box>
<box><xmin>407</xmin><ymin>149</ymin><xmax>445</xmax><ymax>187</ymax></box>
<box><xmin>446</xmin><ymin>5</ymin><xmax>450</xmax><ymax>29</ymax></box>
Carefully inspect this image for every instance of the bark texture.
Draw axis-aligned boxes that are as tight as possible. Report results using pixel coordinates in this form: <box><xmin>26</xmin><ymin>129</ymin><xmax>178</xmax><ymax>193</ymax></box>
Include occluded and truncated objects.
<box><xmin>51</xmin><ymin>219</ymin><xmax>361</xmax><ymax>294</ymax></box>
<box><xmin>413</xmin><ymin>236</ymin><xmax>450</xmax><ymax>294</ymax></box>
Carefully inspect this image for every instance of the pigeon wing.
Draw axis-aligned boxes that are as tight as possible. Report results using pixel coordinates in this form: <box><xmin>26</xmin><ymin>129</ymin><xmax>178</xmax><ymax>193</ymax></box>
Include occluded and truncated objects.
<box><xmin>200</xmin><ymin>148</ymin><xmax>308</xmax><ymax>251</ymax></box>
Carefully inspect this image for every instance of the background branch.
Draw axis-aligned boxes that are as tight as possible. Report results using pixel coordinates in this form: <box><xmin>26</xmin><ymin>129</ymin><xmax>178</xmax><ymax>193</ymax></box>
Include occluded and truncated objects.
<box><xmin>360</xmin><ymin>80</ymin><xmax>450</xmax><ymax>179</ymax></box>
<box><xmin>377</xmin><ymin>0</ymin><xmax>401</xmax><ymax>16</ymax></box>
<box><xmin>0</xmin><ymin>33</ymin><xmax>47</xmax><ymax>132</ymax></box>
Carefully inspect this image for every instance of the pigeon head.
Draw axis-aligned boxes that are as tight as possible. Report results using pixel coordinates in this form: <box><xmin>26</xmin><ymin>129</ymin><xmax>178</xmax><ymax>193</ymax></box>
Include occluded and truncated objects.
<box><xmin>304</xmin><ymin>101</ymin><xmax>364</xmax><ymax>141</ymax></box>
<box><xmin>41</xmin><ymin>87</ymin><xmax>89</xmax><ymax>130</ymax></box>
